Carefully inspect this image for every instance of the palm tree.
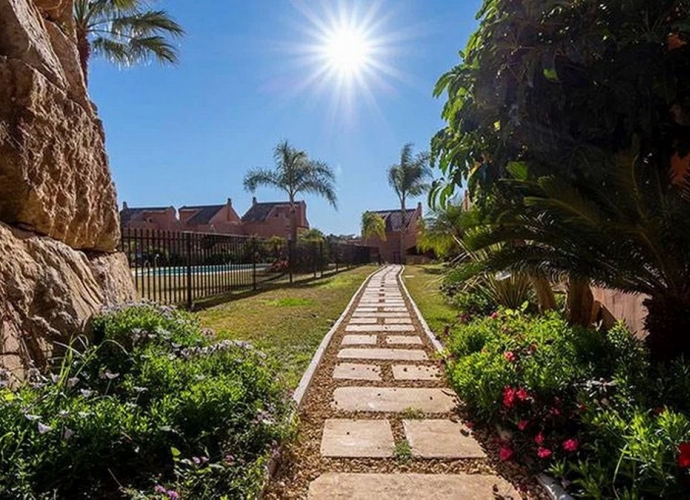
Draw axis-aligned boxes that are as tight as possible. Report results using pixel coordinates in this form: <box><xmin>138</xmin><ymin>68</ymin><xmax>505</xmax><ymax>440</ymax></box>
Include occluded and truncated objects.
<box><xmin>417</xmin><ymin>203</ymin><xmax>467</xmax><ymax>260</ymax></box>
<box><xmin>388</xmin><ymin>143</ymin><xmax>431</xmax><ymax>264</ymax></box>
<box><xmin>243</xmin><ymin>140</ymin><xmax>338</xmax><ymax>243</ymax></box>
<box><xmin>74</xmin><ymin>0</ymin><xmax>185</xmax><ymax>85</ymax></box>
<box><xmin>361</xmin><ymin>211</ymin><xmax>386</xmax><ymax>241</ymax></box>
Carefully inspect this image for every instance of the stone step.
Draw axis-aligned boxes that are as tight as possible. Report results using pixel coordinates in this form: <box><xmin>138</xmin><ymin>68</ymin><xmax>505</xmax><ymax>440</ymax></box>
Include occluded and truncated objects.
<box><xmin>341</xmin><ymin>334</ymin><xmax>377</xmax><ymax>346</ymax></box>
<box><xmin>403</xmin><ymin>419</ymin><xmax>486</xmax><ymax>459</ymax></box>
<box><xmin>320</xmin><ymin>419</ymin><xmax>394</xmax><ymax>458</ymax></box>
<box><xmin>338</xmin><ymin>348</ymin><xmax>428</xmax><ymax>361</ymax></box>
<box><xmin>332</xmin><ymin>387</ymin><xmax>457</xmax><ymax>413</ymax></box>
<box><xmin>333</xmin><ymin>363</ymin><xmax>382</xmax><ymax>381</ymax></box>
<box><xmin>351</xmin><ymin>312</ymin><xmax>410</xmax><ymax>318</ymax></box>
<box><xmin>385</xmin><ymin>335</ymin><xmax>423</xmax><ymax>345</ymax></box>
<box><xmin>348</xmin><ymin>317</ymin><xmax>379</xmax><ymax>324</ymax></box>
<box><xmin>392</xmin><ymin>364</ymin><xmax>441</xmax><ymax>381</ymax></box>
<box><xmin>384</xmin><ymin>317</ymin><xmax>412</xmax><ymax>324</ymax></box>
<box><xmin>308</xmin><ymin>473</ymin><xmax>519</xmax><ymax>499</ymax></box>
<box><xmin>345</xmin><ymin>324</ymin><xmax>415</xmax><ymax>332</ymax></box>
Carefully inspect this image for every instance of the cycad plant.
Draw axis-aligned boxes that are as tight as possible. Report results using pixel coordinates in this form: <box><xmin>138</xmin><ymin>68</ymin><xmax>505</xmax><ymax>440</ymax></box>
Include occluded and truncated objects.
<box><xmin>74</xmin><ymin>0</ymin><xmax>184</xmax><ymax>84</ymax></box>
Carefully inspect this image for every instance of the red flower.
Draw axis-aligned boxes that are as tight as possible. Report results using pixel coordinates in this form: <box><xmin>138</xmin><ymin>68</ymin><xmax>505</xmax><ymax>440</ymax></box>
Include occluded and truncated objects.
<box><xmin>465</xmin><ymin>421</ymin><xmax>475</xmax><ymax>429</ymax></box>
<box><xmin>537</xmin><ymin>447</ymin><xmax>552</xmax><ymax>459</ymax></box>
<box><xmin>503</xmin><ymin>387</ymin><xmax>517</xmax><ymax>408</ymax></box>
<box><xmin>491</xmin><ymin>312</ymin><xmax>499</xmax><ymax>319</ymax></box>
<box><xmin>504</xmin><ymin>351</ymin><xmax>516</xmax><ymax>363</ymax></box>
<box><xmin>516</xmin><ymin>388</ymin><xmax>530</xmax><ymax>401</ymax></box>
<box><xmin>678</xmin><ymin>443</ymin><xmax>690</xmax><ymax>468</ymax></box>
<box><xmin>551</xmin><ymin>407</ymin><xmax>561</xmax><ymax>416</ymax></box>
<box><xmin>499</xmin><ymin>446</ymin><xmax>514</xmax><ymax>461</ymax></box>
<box><xmin>517</xmin><ymin>420</ymin><xmax>529</xmax><ymax>431</ymax></box>
<box><xmin>534</xmin><ymin>433</ymin><xmax>545</xmax><ymax>445</ymax></box>
<box><xmin>563</xmin><ymin>439</ymin><xmax>579</xmax><ymax>452</ymax></box>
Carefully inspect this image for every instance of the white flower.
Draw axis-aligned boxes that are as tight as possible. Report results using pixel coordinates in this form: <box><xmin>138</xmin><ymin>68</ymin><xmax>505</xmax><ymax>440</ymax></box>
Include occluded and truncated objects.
<box><xmin>63</xmin><ymin>428</ymin><xmax>75</xmax><ymax>440</ymax></box>
<box><xmin>37</xmin><ymin>422</ymin><xmax>52</xmax><ymax>434</ymax></box>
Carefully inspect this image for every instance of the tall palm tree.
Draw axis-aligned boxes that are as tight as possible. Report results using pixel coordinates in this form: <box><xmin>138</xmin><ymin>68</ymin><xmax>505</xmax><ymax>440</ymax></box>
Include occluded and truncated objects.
<box><xmin>361</xmin><ymin>211</ymin><xmax>386</xmax><ymax>241</ymax></box>
<box><xmin>74</xmin><ymin>0</ymin><xmax>185</xmax><ymax>85</ymax></box>
<box><xmin>388</xmin><ymin>143</ymin><xmax>431</xmax><ymax>264</ymax></box>
<box><xmin>244</xmin><ymin>140</ymin><xmax>338</xmax><ymax>243</ymax></box>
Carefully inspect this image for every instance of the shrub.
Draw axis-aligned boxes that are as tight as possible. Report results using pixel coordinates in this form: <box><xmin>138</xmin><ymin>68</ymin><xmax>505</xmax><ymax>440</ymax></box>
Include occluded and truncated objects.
<box><xmin>0</xmin><ymin>304</ymin><xmax>292</xmax><ymax>499</ymax></box>
<box><xmin>446</xmin><ymin>310</ymin><xmax>690</xmax><ymax>497</ymax></box>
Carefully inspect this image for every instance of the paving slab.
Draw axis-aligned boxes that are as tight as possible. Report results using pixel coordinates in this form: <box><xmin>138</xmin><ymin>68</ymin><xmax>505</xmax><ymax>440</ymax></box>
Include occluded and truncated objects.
<box><xmin>403</xmin><ymin>419</ymin><xmax>486</xmax><ymax>458</ymax></box>
<box><xmin>351</xmin><ymin>312</ymin><xmax>411</xmax><ymax>318</ymax></box>
<box><xmin>385</xmin><ymin>335</ymin><xmax>423</xmax><ymax>345</ymax></box>
<box><xmin>384</xmin><ymin>317</ymin><xmax>412</xmax><ymax>324</ymax></box>
<box><xmin>308</xmin><ymin>473</ymin><xmax>519</xmax><ymax>499</ymax></box>
<box><xmin>381</xmin><ymin>307</ymin><xmax>408</xmax><ymax>312</ymax></box>
<box><xmin>392</xmin><ymin>365</ymin><xmax>441</xmax><ymax>381</ymax></box>
<box><xmin>338</xmin><ymin>348</ymin><xmax>428</xmax><ymax>361</ymax></box>
<box><xmin>320</xmin><ymin>419</ymin><xmax>394</xmax><ymax>458</ymax></box>
<box><xmin>333</xmin><ymin>363</ymin><xmax>382</xmax><ymax>381</ymax></box>
<box><xmin>332</xmin><ymin>387</ymin><xmax>457</xmax><ymax>413</ymax></box>
<box><xmin>348</xmin><ymin>317</ymin><xmax>378</xmax><ymax>324</ymax></box>
<box><xmin>345</xmin><ymin>324</ymin><xmax>415</xmax><ymax>332</ymax></box>
<box><xmin>341</xmin><ymin>335</ymin><xmax>377</xmax><ymax>346</ymax></box>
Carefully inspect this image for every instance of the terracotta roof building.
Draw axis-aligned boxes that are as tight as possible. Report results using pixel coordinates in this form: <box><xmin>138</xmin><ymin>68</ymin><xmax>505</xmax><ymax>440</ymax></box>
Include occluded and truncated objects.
<box><xmin>240</xmin><ymin>197</ymin><xmax>309</xmax><ymax>240</ymax></box>
<box><xmin>179</xmin><ymin>198</ymin><xmax>242</xmax><ymax>234</ymax></box>
<box><xmin>363</xmin><ymin>203</ymin><xmax>423</xmax><ymax>263</ymax></box>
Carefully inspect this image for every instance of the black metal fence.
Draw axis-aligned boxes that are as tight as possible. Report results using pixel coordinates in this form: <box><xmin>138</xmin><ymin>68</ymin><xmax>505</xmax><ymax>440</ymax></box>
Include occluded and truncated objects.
<box><xmin>119</xmin><ymin>229</ymin><xmax>377</xmax><ymax>308</ymax></box>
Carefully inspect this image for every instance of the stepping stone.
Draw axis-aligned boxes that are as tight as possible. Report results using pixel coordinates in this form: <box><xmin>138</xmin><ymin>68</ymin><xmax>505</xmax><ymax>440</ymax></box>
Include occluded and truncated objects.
<box><xmin>308</xmin><ymin>473</ymin><xmax>518</xmax><ymax>499</ymax></box>
<box><xmin>320</xmin><ymin>419</ymin><xmax>394</xmax><ymax>457</ymax></box>
<box><xmin>333</xmin><ymin>363</ymin><xmax>382</xmax><ymax>381</ymax></box>
<box><xmin>385</xmin><ymin>335</ymin><xmax>423</xmax><ymax>345</ymax></box>
<box><xmin>382</xmin><ymin>307</ymin><xmax>408</xmax><ymax>312</ymax></box>
<box><xmin>346</xmin><ymin>324</ymin><xmax>415</xmax><ymax>332</ymax></box>
<box><xmin>392</xmin><ymin>365</ymin><xmax>441</xmax><ymax>381</ymax></box>
<box><xmin>351</xmin><ymin>312</ymin><xmax>410</xmax><ymax>318</ymax></box>
<box><xmin>332</xmin><ymin>387</ymin><xmax>457</xmax><ymax>413</ymax></box>
<box><xmin>342</xmin><ymin>335</ymin><xmax>377</xmax><ymax>346</ymax></box>
<box><xmin>403</xmin><ymin>419</ymin><xmax>486</xmax><ymax>458</ymax></box>
<box><xmin>348</xmin><ymin>317</ymin><xmax>378</xmax><ymax>324</ymax></box>
<box><xmin>338</xmin><ymin>348</ymin><xmax>427</xmax><ymax>361</ymax></box>
<box><xmin>384</xmin><ymin>317</ymin><xmax>412</xmax><ymax>324</ymax></box>
<box><xmin>354</xmin><ymin>308</ymin><xmax>379</xmax><ymax>313</ymax></box>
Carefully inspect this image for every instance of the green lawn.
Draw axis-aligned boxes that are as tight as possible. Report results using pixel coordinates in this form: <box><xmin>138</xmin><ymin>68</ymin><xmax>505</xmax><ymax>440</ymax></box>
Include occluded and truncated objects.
<box><xmin>197</xmin><ymin>265</ymin><xmax>377</xmax><ymax>388</ymax></box>
<box><xmin>402</xmin><ymin>264</ymin><xmax>458</xmax><ymax>342</ymax></box>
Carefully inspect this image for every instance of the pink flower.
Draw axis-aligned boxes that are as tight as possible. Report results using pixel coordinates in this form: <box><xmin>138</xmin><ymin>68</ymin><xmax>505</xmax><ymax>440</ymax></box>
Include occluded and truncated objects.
<box><xmin>515</xmin><ymin>388</ymin><xmax>530</xmax><ymax>401</ymax></box>
<box><xmin>534</xmin><ymin>433</ymin><xmax>545</xmax><ymax>445</ymax></box>
<box><xmin>537</xmin><ymin>447</ymin><xmax>552</xmax><ymax>459</ymax></box>
<box><xmin>167</xmin><ymin>491</ymin><xmax>180</xmax><ymax>500</ymax></box>
<box><xmin>503</xmin><ymin>387</ymin><xmax>516</xmax><ymax>408</ymax></box>
<box><xmin>563</xmin><ymin>439</ymin><xmax>579</xmax><ymax>452</ymax></box>
<box><xmin>499</xmin><ymin>446</ymin><xmax>514</xmax><ymax>461</ymax></box>
<box><xmin>491</xmin><ymin>312</ymin><xmax>499</xmax><ymax>319</ymax></box>
<box><xmin>504</xmin><ymin>351</ymin><xmax>516</xmax><ymax>363</ymax></box>
<box><xmin>517</xmin><ymin>420</ymin><xmax>529</xmax><ymax>431</ymax></box>
<box><xmin>154</xmin><ymin>485</ymin><xmax>167</xmax><ymax>494</ymax></box>
<box><xmin>678</xmin><ymin>443</ymin><xmax>690</xmax><ymax>468</ymax></box>
<box><xmin>464</xmin><ymin>421</ymin><xmax>474</xmax><ymax>429</ymax></box>
<box><xmin>551</xmin><ymin>407</ymin><xmax>561</xmax><ymax>416</ymax></box>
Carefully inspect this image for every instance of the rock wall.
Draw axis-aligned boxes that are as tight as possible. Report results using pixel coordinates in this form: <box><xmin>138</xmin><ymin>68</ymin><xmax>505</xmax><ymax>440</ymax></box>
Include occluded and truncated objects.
<box><xmin>0</xmin><ymin>0</ymin><xmax>136</xmax><ymax>380</ymax></box>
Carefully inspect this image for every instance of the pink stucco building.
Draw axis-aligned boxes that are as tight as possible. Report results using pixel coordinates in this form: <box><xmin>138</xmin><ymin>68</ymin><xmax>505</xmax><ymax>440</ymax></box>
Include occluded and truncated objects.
<box><xmin>362</xmin><ymin>203</ymin><xmax>423</xmax><ymax>263</ymax></box>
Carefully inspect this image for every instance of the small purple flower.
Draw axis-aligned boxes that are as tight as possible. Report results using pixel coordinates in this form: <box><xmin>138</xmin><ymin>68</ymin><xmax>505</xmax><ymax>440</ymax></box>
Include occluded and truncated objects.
<box><xmin>154</xmin><ymin>485</ymin><xmax>167</xmax><ymax>494</ymax></box>
<box><xmin>50</xmin><ymin>373</ymin><xmax>60</xmax><ymax>384</ymax></box>
<box><xmin>66</xmin><ymin>377</ymin><xmax>79</xmax><ymax>388</ymax></box>
<box><xmin>24</xmin><ymin>413</ymin><xmax>40</xmax><ymax>421</ymax></box>
<box><xmin>80</xmin><ymin>389</ymin><xmax>93</xmax><ymax>398</ymax></box>
<box><xmin>224</xmin><ymin>454</ymin><xmax>235</xmax><ymax>465</ymax></box>
<box><xmin>37</xmin><ymin>422</ymin><xmax>52</xmax><ymax>434</ymax></box>
<box><xmin>167</xmin><ymin>490</ymin><xmax>180</xmax><ymax>500</ymax></box>
<box><xmin>192</xmin><ymin>456</ymin><xmax>201</xmax><ymax>465</ymax></box>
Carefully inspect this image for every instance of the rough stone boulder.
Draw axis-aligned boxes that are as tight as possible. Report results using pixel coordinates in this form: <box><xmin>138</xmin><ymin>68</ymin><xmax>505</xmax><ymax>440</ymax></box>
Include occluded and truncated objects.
<box><xmin>0</xmin><ymin>223</ymin><xmax>136</xmax><ymax>380</ymax></box>
<box><xmin>0</xmin><ymin>0</ymin><xmax>120</xmax><ymax>252</ymax></box>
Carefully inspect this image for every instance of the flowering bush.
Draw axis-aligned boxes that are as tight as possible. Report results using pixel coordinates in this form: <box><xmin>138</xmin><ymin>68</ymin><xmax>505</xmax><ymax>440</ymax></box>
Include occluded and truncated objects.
<box><xmin>0</xmin><ymin>304</ymin><xmax>293</xmax><ymax>499</ymax></box>
<box><xmin>447</xmin><ymin>309</ymin><xmax>690</xmax><ymax>497</ymax></box>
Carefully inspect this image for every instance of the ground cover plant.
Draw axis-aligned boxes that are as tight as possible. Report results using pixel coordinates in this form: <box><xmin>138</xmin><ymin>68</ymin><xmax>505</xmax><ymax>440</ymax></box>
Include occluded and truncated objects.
<box><xmin>0</xmin><ymin>304</ymin><xmax>292</xmax><ymax>499</ymax></box>
<box><xmin>198</xmin><ymin>265</ymin><xmax>377</xmax><ymax>388</ymax></box>
<box><xmin>446</xmin><ymin>308</ymin><xmax>690</xmax><ymax>498</ymax></box>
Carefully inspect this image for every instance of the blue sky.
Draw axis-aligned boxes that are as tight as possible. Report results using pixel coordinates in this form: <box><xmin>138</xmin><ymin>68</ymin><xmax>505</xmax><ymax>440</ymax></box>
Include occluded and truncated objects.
<box><xmin>90</xmin><ymin>0</ymin><xmax>482</xmax><ymax>236</ymax></box>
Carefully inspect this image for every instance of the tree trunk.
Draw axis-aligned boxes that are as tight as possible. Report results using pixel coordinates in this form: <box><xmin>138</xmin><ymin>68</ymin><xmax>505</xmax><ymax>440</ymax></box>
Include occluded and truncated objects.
<box><xmin>399</xmin><ymin>200</ymin><xmax>406</xmax><ymax>265</ymax></box>
<box><xmin>529</xmin><ymin>274</ymin><xmax>556</xmax><ymax>313</ymax></box>
<box><xmin>289</xmin><ymin>199</ymin><xmax>297</xmax><ymax>243</ymax></box>
<box><xmin>76</xmin><ymin>31</ymin><xmax>90</xmax><ymax>86</ymax></box>
<box><xmin>566</xmin><ymin>277</ymin><xmax>594</xmax><ymax>327</ymax></box>
<box><xmin>643</xmin><ymin>294</ymin><xmax>690</xmax><ymax>362</ymax></box>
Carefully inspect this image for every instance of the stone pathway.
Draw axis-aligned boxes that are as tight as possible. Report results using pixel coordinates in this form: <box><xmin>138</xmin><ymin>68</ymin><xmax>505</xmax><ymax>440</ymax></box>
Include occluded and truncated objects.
<box><xmin>299</xmin><ymin>265</ymin><xmax>520</xmax><ymax>499</ymax></box>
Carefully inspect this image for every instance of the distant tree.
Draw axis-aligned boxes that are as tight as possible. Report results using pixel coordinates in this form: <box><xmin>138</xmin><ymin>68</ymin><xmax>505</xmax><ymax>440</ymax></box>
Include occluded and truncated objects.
<box><xmin>244</xmin><ymin>140</ymin><xmax>338</xmax><ymax>243</ymax></box>
<box><xmin>74</xmin><ymin>0</ymin><xmax>184</xmax><ymax>85</ymax></box>
<box><xmin>298</xmin><ymin>228</ymin><xmax>325</xmax><ymax>243</ymax></box>
<box><xmin>360</xmin><ymin>211</ymin><xmax>386</xmax><ymax>241</ymax></box>
<box><xmin>388</xmin><ymin>143</ymin><xmax>431</xmax><ymax>263</ymax></box>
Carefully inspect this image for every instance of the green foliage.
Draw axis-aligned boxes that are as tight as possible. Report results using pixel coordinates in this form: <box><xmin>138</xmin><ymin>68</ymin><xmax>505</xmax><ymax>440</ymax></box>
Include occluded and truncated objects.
<box><xmin>447</xmin><ymin>310</ymin><xmax>690</xmax><ymax>496</ymax></box>
<box><xmin>430</xmin><ymin>0</ymin><xmax>690</xmax><ymax>360</ymax></box>
<box><xmin>73</xmin><ymin>0</ymin><xmax>185</xmax><ymax>82</ymax></box>
<box><xmin>360</xmin><ymin>211</ymin><xmax>386</xmax><ymax>241</ymax></box>
<box><xmin>0</xmin><ymin>304</ymin><xmax>292</xmax><ymax>499</ymax></box>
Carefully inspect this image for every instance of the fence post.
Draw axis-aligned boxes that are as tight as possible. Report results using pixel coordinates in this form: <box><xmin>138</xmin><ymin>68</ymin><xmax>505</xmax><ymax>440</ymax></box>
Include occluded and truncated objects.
<box><xmin>319</xmin><ymin>241</ymin><xmax>324</xmax><ymax>278</ymax></box>
<box><xmin>185</xmin><ymin>232</ymin><xmax>193</xmax><ymax>310</ymax></box>
<box><xmin>313</xmin><ymin>242</ymin><xmax>318</xmax><ymax>278</ymax></box>
<box><xmin>288</xmin><ymin>239</ymin><xmax>294</xmax><ymax>284</ymax></box>
<box><xmin>252</xmin><ymin>237</ymin><xmax>257</xmax><ymax>290</ymax></box>
<box><xmin>334</xmin><ymin>243</ymin><xmax>339</xmax><ymax>273</ymax></box>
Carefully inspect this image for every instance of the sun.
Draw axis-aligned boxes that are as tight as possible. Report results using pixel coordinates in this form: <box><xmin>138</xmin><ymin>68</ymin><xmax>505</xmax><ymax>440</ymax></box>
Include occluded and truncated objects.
<box><xmin>321</xmin><ymin>26</ymin><xmax>372</xmax><ymax>76</ymax></box>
